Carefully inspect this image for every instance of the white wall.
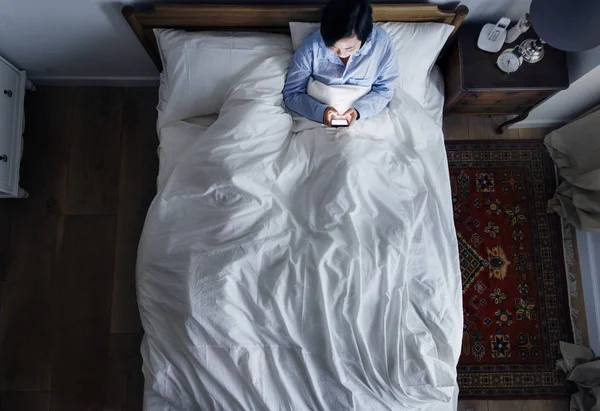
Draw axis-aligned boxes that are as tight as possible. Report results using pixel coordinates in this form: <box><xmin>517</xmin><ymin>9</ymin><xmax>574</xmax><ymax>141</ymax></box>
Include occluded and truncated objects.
<box><xmin>0</xmin><ymin>0</ymin><xmax>157</xmax><ymax>84</ymax></box>
<box><xmin>569</xmin><ymin>44</ymin><xmax>600</xmax><ymax>83</ymax></box>
<box><xmin>0</xmin><ymin>0</ymin><xmax>532</xmax><ymax>84</ymax></box>
<box><xmin>514</xmin><ymin>27</ymin><xmax>600</xmax><ymax>129</ymax></box>
<box><xmin>515</xmin><ymin>63</ymin><xmax>600</xmax><ymax>128</ymax></box>
<box><xmin>576</xmin><ymin>230</ymin><xmax>600</xmax><ymax>355</ymax></box>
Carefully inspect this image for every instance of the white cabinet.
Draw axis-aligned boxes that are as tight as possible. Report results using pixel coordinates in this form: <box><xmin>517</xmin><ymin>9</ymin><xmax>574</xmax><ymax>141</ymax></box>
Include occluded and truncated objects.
<box><xmin>0</xmin><ymin>55</ymin><xmax>27</xmax><ymax>198</ymax></box>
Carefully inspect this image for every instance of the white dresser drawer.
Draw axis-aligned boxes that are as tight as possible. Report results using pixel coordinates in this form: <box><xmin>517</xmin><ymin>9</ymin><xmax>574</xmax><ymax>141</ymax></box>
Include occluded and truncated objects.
<box><xmin>0</xmin><ymin>56</ymin><xmax>26</xmax><ymax>197</ymax></box>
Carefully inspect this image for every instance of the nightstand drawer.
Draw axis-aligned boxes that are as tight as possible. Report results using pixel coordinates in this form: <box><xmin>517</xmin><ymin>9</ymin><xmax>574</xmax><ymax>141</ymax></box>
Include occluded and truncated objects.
<box><xmin>459</xmin><ymin>90</ymin><xmax>551</xmax><ymax>106</ymax></box>
<box><xmin>448</xmin><ymin>105</ymin><xmax>530</xmax><ymax>115</ymax></box>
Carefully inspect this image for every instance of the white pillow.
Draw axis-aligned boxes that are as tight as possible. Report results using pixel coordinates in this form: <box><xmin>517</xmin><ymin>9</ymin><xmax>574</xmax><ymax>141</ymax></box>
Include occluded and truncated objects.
<box><xmin>379</xmin><ymin>22</ymin><xmax>453</xmax><ymax>105</ymax></box>
<box><xmin>288</xmin><ymin>21</ymin><xmax>453</xmax><ymax>106</ymax></box>
<box><xmin>289</xmin><ymin>22</ymin><xmax>319</xmax><ymax>50</ymax></box>
<box><xmin>155</xmin><ymin>29</ymin><xmax>293</xmax><ymax>124</ymax></box>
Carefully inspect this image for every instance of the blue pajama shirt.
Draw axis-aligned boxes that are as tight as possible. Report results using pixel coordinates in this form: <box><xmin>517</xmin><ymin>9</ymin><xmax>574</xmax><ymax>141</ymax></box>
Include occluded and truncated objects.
<box><xmin>283</xmin><ymin>26</ymin><xmax>400</xmax><ymax>123</ymax></box>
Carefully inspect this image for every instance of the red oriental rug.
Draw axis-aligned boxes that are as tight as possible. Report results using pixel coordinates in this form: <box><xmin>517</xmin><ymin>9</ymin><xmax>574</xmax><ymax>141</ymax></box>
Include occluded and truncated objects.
<box><xmin>445</xmin><ymin>140</ymin><xmax>572</xmax><ymax>398</ymax></box>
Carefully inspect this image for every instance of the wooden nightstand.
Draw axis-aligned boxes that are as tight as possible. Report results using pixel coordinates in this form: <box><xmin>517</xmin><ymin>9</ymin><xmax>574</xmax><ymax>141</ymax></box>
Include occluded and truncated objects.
<box><xmin>440</xmin><ymin>25</ymin><xmax>569</xmax><ymax>133</ymax></box>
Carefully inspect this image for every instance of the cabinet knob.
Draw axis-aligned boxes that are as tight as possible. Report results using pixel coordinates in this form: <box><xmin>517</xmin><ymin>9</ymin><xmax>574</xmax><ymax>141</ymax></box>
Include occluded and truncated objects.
<box><xmin>3</xmin><ymin>89</ymin><xmax>12</xmax><ymax>98</ymax></box>
<box><xmin>0</xmin><ymin>155</ymin><xmax>7</xmax><ymax>162</ymax></box>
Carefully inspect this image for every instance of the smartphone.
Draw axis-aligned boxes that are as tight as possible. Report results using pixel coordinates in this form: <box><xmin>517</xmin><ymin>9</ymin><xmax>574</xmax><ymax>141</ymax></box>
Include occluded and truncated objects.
<box><xmin>331</xmin><ymin>119</ymin><xmax>349</xmax><ymax>127</ymax></box>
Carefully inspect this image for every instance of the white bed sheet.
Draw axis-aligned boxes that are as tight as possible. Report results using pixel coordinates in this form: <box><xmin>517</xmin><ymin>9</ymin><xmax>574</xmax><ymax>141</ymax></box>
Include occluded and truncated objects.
<box><xmin>140</xmin><ymin>59</ymin><xmax>462</xmax><ymax>410</ymax></box>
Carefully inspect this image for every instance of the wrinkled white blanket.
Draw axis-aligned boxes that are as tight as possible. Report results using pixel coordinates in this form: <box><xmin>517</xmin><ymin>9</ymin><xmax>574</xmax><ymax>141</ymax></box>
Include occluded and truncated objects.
<box><xmin>138</xmin><ymin>54</ymin><xmax>462</xmax><ymax>411</ymax></box>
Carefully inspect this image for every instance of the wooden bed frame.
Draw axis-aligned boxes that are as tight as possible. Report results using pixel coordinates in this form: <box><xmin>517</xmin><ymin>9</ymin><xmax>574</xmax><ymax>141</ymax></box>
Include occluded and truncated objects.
<box><xmin>122</xmin><ymin>3</ymin><xmax>469</xmax><ymax>72</ymax></box>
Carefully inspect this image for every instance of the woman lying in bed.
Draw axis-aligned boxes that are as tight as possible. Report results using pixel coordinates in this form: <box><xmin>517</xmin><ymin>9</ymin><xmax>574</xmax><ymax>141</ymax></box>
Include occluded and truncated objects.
<box><xmin>283</xmin><ymin>0</ymin><xmax>399</xmax><ymax>127</ymax></box>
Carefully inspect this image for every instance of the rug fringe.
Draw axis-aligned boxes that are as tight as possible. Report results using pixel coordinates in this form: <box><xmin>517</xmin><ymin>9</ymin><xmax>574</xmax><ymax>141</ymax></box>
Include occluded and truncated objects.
<box><xmin>574</xmin><ymin>327</ymin><xmax>584</xmax><ymax>346</ymax></box>
<box><xmin>569</xmin><ymin>274</ymin><xmax>579</xmax><ymax>298</ymax></box>
<box><xmin>571</xmin><ymin>307</ymin><xmax>579</xmax><ymax>319</ymax></box>
<box><xmin>563</xmin><ymin>224</ymin><xmax>576</xmax><ymax>266</ymax></box>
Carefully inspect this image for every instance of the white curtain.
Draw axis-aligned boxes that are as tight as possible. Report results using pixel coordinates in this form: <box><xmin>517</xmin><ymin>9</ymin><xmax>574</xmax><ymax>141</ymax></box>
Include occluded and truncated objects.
<box><xmin>557</xmin><ymin>342</ymin><xmax>600</xmax><ymax>411</ymax></box>
<box><xmin>545</xmin><ymin>106</ymin><xmax>600</xmax><ymax>232</ymax></box>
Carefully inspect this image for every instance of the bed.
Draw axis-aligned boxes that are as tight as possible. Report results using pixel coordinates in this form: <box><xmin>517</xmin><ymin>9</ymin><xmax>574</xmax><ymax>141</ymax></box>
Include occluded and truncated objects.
<box><xmin>124</xmin><ymin>4</ymin><xmax>468</xmax><ymax>410</ymax></box>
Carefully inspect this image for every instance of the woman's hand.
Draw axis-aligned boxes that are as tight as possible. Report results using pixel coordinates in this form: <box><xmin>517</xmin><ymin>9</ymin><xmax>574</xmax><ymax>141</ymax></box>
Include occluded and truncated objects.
<box><xmin>323</xmin><ymin>106</ymin><xmax>341</xmax><ymax>127</ymax></box>
<box><xmin>343</xmin><ymin>108</ymin><xmax>358</xmax><ymax>126</ymax></box>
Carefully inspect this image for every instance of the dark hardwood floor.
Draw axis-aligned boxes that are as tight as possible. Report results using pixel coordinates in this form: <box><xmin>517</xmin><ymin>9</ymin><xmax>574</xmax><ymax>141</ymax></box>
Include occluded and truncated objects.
<box><xmin>0</xmin><ymin>87</ymin><xmax>568</xmax><ymax>411</ymax></box>
<box><xmin>0</xmin><ymin>87</ymin><xmax>158</xmax><ymax>411</ymax></box>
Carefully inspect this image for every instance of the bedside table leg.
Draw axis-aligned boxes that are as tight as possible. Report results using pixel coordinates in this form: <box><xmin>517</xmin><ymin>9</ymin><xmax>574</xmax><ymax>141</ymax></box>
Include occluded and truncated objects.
<box><xmin>25</xmin><ymin>79</ymin><xmax>36</xmax><ymax>92</ymax></box>
<box><xmin>18</xmin><ymin>188</ymin><xmax>29</xmax><ymax>198</ymax></box>
<box><xmin>496</xmin><ymin>112</ymin><xmax>529</xmax><ymax>134</ymax></box>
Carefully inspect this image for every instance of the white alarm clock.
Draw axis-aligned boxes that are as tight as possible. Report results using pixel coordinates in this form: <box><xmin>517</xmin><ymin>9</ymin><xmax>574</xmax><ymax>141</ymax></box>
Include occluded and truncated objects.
<box><xmin>496</xmin><ymin>47</ymin><xmax>524</xmax><ymax>73</ymax></box>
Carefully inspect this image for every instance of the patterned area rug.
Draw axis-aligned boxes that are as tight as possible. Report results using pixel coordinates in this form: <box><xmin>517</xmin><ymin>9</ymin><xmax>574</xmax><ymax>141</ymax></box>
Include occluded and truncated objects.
<box><xmin>445</xmin><ymin>140</ymin><xmax>572</xmax><ymax>398</ymax></box>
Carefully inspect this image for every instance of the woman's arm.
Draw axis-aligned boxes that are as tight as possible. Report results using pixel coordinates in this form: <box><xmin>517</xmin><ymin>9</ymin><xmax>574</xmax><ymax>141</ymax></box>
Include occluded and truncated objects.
<box><xmin>283</xmin><ymin>51</ymin><xmax>329</xmax><ymax>123</ymax></box>
<box><xmin>352</xmin><ymin>42</ymin><xmax>400</xmax><ymax>120</ymax></box>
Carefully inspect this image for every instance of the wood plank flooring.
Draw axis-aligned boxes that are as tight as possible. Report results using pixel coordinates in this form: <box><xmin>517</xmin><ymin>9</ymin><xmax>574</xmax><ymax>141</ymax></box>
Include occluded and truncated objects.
<box><xmin>0</xmin><ymin>87</ymin><xmax>157</xmax><ymax>411</ymax></box>
<box><xmin>0</xmin><ymin>88</ymin><xmax>568</xmax><ymax>410</ymax></box>
<box><xmin>443</xmin><ymin>115</ymin><xmax>551</xmax><ymax>141</ymax></box>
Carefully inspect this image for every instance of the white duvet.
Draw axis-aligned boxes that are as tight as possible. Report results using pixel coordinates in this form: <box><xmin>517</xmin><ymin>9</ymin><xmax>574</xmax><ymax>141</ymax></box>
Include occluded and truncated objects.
<box><xmin>138</xmin><ymin>54</ymin><xmax>463</xmax><ymax>411</ymax></box>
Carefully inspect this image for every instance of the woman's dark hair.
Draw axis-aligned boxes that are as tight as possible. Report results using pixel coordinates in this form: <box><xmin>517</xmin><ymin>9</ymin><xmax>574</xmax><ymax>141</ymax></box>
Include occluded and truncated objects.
<box><xmin>320</xmin><ymin>0</ymin><xmax>373</xmax><ymax>47</ymax></box>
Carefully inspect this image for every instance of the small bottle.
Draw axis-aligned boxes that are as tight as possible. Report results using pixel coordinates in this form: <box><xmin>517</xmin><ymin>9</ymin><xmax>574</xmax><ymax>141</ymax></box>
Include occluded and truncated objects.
<box><xmin>505</xmin><ymin>13</ymin><xmax>531</xmax><ymax>44</ymax></box>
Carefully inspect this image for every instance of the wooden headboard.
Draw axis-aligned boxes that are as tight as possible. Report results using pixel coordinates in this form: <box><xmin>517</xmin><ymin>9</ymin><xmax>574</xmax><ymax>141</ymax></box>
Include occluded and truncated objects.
<box><xmin>122</xmin><ymin>4</ymin><xmax>469</xmax><ymax>72</ymax></box>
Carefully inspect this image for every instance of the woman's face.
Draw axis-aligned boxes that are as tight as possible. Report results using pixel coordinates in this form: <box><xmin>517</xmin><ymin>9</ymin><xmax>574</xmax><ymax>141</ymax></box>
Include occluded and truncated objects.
<box><xmin>329</xmin><ymin>35</ymin><xmax>362</xmax><ymax>58</ymax></box>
